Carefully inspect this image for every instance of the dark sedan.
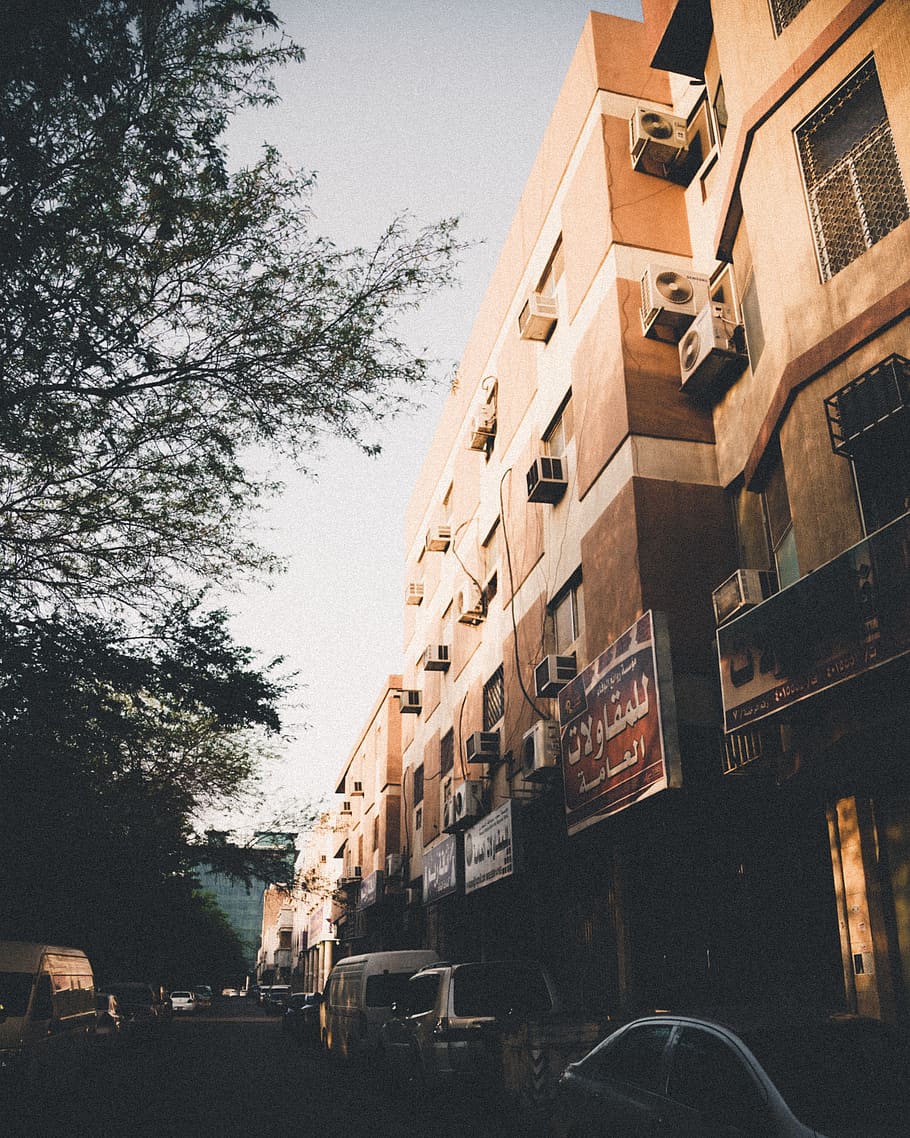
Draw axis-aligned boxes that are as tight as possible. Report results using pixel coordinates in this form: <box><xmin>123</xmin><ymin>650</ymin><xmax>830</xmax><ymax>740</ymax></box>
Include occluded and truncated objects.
<box><xmin>281</xmin><ymin>992</ymin><xmax>322</xmax><ymax>1047</ymax></box>
<box><xmin>552</xmin><ymin>1011</ymin><xmax>910</xmax><ymax>1137</ymax></box>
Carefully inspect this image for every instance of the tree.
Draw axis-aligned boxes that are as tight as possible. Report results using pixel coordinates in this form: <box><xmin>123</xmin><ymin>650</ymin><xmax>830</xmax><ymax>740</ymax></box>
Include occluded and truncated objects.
<box><xmin>0</xmin><ymin>598</ymin><xmax>295</xmax><ymax>976</ymax></box>
<box><xmin>0</xmin><ymin>0</ymin><xmax>462</xmax><ymax>614</ymax></box>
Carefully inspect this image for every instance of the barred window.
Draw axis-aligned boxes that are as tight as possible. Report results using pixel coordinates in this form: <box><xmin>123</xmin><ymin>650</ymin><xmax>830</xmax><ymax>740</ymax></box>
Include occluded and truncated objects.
<box><xmin>796</xmin><ymin>58</ymin><xmax>909</xmax><ymax>281</ymax></box>
<box><xmin>483</xmin><ymin>665</ymin><xmax>504</xmax><ymax>731</ymax></box>
<box><xmin>413</xmin><ymin>764</ymin><xmax>424</xmax><ymax>805</ymax></box>
<box><xmin>440</xmin><ymin>729</ymin><xmax>454</xmax><ymax>776</ymax></box>
<box><xmin>769</xmin><ymin>0</ymin><xmax>810</xmax><ymax>35</ymax></box>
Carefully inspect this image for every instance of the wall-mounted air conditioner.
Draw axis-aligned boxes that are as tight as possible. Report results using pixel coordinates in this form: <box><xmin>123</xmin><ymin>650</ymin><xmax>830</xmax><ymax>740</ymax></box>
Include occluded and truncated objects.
<box><xmin>534</xmin><ymin>654</ymin><xmax>577</xmax><ymax>698</ymax></box>
<box><xmin>457</xmin><ymin>581</ymin><xmax>485</xmax><ymax>625</ymax></box>
<box><xmin>398</xmin><ymin>689</ymin><xmax>422</xmax><ymax>714</ymax></box>
<box><xmin>386</xmin><ymin>853</ymin><xmax>404</xmax><ymax>878</ymax></box>
<box><xmin>468</xmin><ymin>405</ymin><xmax>497</xmax><ymax>451</ymax></box>
<box><xmin>404</xmin><ymin>887</ymin><xmax>419</xmax><ymax>906</ymax></box>
<box><xmin>423</xmin><ymin>644</ymin><xmax>451</xmax><ymax>672</ymax></box>
<box><xmin>640</xmin><ymin>264</ymin><xmax>710</xmax><ymax>342</ymax></box>
<box><xmin>521</xmin><ymin>720</ymin><xmax>561</xmax><ymax>781</ymax></box>
<box><xmin>526</xmin><ymin>455</ymin><xmax>567</xmax><ymax>503</ymax></box>
<box><xmin>406</xmin><ymin>581</ymin><xmax>424</xmax><ymax>606</ymax></box>
<box><xmin>679</xmin><ymin>303</ymin><xmax>747</xmax><ymax>401</ymax></box>
<box><xmin>425</xmin><ymin>525</ymin><xmax>452</xmax><ymax>553</ymax></box>
<box><xmin>465</xmin><ymin>731</ymin><xmax>500</xmax><ymax>764</ymax></box>
<box><xmin>630</xmin><ymin>106</ymin><xmax>688</xmax><ymax>178</ymax></box>
<box><xmin>453</xmin><ymin>780</ymin><xmax>484</xmax><ymax>826</ymax></box>
<box><xmin>518</xmin><ymin>292</ymin><xmax>558</xmax><ymax>341</ymax></box>
<box><xmin>712</xmin><ymin>569</ymin><xmax>776</xmax><ymax>626</ymax></box>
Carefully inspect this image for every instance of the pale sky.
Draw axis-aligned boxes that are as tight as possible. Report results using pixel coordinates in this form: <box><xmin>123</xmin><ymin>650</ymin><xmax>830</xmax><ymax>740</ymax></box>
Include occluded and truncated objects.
<box><xmin>219</xmin><ymin>1</ymin><xmax>643</xmax><ymax>823</ymax></box>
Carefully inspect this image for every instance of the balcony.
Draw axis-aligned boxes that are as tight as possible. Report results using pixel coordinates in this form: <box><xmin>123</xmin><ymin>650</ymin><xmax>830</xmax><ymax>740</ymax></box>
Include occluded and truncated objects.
<box><xmin>825</xmin><ymin>354</ymin><xmax>910</xmax><ymax>459</ymax></box>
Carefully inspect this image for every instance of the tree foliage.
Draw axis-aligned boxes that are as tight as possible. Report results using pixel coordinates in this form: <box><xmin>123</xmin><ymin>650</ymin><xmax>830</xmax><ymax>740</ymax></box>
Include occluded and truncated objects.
<box><xmin>0</xmin><ymin>0</ymin><xmax>462</xmax><ymax>612</ymax></box>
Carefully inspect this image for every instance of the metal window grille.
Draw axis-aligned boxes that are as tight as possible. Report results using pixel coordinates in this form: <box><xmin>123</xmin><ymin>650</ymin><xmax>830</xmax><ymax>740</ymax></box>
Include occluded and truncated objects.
<box><xmin>769</xmin><ymin>0</ymin><xmax>810</xmax><ymax>35</ymax></box>
<box><xmin>483</xmin><ymin>665</ymin><xmax>504</xmax><ymax>731</ymax></box>
<box><xmin>440</xmin><ymin>729</ymin><xmax>454</xmax><ymax>776</ymax></box>
<box><xmin>413</xmin><ymin>764</ymin><xmax>424</xmax><ymax>805</ymax></box>
<box><xmin>797</xmin><ymin>59</ymin><xmax>909</xmax><ymax>281</ymax></box>
<box><xmin>825</xmin><ymin>354</ymin><xmax>910</xmax><ymax>457</ymax></box>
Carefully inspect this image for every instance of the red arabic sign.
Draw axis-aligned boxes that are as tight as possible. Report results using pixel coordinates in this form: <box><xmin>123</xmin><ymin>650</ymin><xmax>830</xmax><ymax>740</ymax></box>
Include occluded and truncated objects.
<box><xmin>558</xmin><ymin>612</ymin><xmax>680</xmax><ymax>836</ymax></box>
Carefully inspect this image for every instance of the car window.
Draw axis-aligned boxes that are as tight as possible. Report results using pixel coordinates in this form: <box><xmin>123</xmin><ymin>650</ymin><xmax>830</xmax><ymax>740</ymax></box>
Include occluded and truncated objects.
<box><xmin>451</xmin><ymin>963</ymin><xmax>553</xmax><ymax>1018</ymax></box>
<box><xmin>667</xmin><ymin>1027</ymin><xmax>767</xmax><ymax>1128</ymax></box>
<box><xmin>579</xmin><ymin>1023</ymin><xmax>673</xmax><ymax>1093</ymax></box>
<box><xmin>402</xmin><ymin>974</ymin><xmax>440</xmax><ymax>1015</ymax></box>
<box><xmin>364</xmin><ymin>971</ymin><xmax>417</xmax><ymax>1008</ymax></box>
<box><xmin>0</xmin><ymin>971</ymin><xmax>34</xmax><ymax>1017</ymax></box>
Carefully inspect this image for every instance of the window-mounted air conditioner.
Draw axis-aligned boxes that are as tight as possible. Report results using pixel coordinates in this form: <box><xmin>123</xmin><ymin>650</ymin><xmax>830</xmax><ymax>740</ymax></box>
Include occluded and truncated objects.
<box><xmin>457</xmin><ymin>581</ymin><xmax>485</xmax><ymax>625</ymax></box>
<box><xmin>406</xmin><ymin>581</ymin><xmax>424</xmax><ymax>606</ymax></box>
<box><xmin>398</xmin><ymin>689</ymin><xmax>422</xmax><ymax>714</ymax></box>
<box><xmin>640</xmin><ymin>264</ymin><xmax>709</xmax><ymax>342</ymax></box>
<box><xmin>425</xmin><ymin>525</ymin><xmax>452</xmax><ymax>553</ymax></box>
<box><xmin>679</xmin><ymin>303</ymin><xmax>747</xmax><ymax>401</ymax></box>
<box><xmin>712</xmin><ymin>569</ymin><xmax>776</xmax><ymax>626</ymax></box>
<box><xmin>465</xmin><ymin>731</ymin><xmax>500</xmax><ymax>764</ymax></box>
<box><xmin>453</xmin><ymin>780</ymin><xmax>484</xmax><ymax>827</ymax></box>
<box><xmin>527</xmin><ymin>455</ymin><xmax>567</xmax><ymax>504</ymax></box>
<box><xmin>404</xmin><ymin>887</ymin><xmax>420</xmax><ymax>906</ymax></box>
<box><xmin>340</xmin><ymin>865</ymin><xmax>362</xmax><ymax>886</ymax></box>
<box><xmin>518</xmin><ymin>292</ymin><xmax>558</xmax><ymax>341</ymax></box>
<box><xmin>534</xmin><ymin>654</ymin><xmax>577</xmax><ymax>698</ymax></box>
<box><xmin>630</xmin><ymin>106</ymin><xmax>688</xmax><ymax>178</ymax></box>
<box><xmin>423</xmin><ymin>643</ymin><xmax>451</xmax><ymax>672</ymax></box>
<box><xmin>521</xmin><ymin>720</ymin><xmax>561</xmax><ymax>781</ymax></box>
<box><xmin>468</xmin><ymin>405</ymin><xmax>497</xmax><ymax>451</ymax></box>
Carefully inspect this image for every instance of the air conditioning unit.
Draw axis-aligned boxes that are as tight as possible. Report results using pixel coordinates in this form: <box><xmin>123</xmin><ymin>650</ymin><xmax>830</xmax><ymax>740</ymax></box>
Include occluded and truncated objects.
<box><xmin>453</xmin><ymin>780</ymin><xmax>484</xmax><ymax>826</ymax></box>
<box><xmin>640</xmin><ymin>264</ymin><xmax>710</xmax><ymax>342</ymax></box>
<box><xmin>521</xmin><ymin>720</ymin><xmax>561</xmax><ymax>780</ymax></box>
<box><xmin>679</xmin><ymin>303</ymin><xmax>747</xmax><ymax>401</ymax></box>
<box><xmin>630</xmin><ymin>106</ymin><xmax>688</xmax><ymax>177</ymax></box>
<box><xmin>468</xmin><ymin>405</ymin><xmax>497</xmax><ymax>451</ymax></box>
<box><xmin>526</xmin><ymin>455</ymin><xmax>567</xmax><ymax>503</ymax></box>
<box><xmin>398</xmin><ymin>689</ymin><xmax>422</xmax><ymax>714</ymax></box>
<box><xmin>423</xmin><ymin>644</ymin><xmax>451</xmax><ymax>672</ymax></box>
<box><xmin>518</xmin><ymin>292</ymin><xmax>558</xmax><ymax>341</ymax></box>
<box><xmin>442</xmin><ymin>797</ymin><xmax>457</xmax><ymax>832</ymax></box>
<box><xmin>712</xmin><ymin>569</ymin><xmax>776</xmax><ymax>626</ymax></box>
<box><xmin>406</xmin><ymin>581</ymin><xmax>424</xmax><ymax>606</ymax></box>
<box><xmin>386</xmin><ymin>853</ymin><xmax>404</xmax><ymax>878</ymax></box>
<box><xmin>457</xmin><ymin>581</ymin><xmax>485</xmax><ymax>625</ymax></box>
<box><xmin>404</xmin><ymin>887</ymin><xmax>419</xmax><ymax>906</ymax></box>
<box><xmin>534</xmin><ymin>654</ymin><xmax>577</xmax><ymax>698</ymax></box>
<box><xmin>425</xmin><ymin>524</ymin><xmax>452</xmax><ymax>553</ymax></box>
<box><xmin>465</xmin><ymin>731</ymin><xmax>500</xmax><ymax>764</ymax></box>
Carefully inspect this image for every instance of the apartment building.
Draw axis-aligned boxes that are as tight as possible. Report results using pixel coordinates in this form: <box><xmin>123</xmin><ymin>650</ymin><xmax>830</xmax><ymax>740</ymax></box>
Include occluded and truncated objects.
<box><xmin>336</xmin><ymin>1</ymin><xmax>910</xmax><ymax>1022</ymax></box>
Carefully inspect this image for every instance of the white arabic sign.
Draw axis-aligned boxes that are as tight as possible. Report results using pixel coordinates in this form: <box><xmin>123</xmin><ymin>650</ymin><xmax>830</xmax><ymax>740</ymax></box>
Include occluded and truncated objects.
<box><xmin>463</xmin><ymin>800</ymin><xmax>514</xmax><ymax>895</ymax></box>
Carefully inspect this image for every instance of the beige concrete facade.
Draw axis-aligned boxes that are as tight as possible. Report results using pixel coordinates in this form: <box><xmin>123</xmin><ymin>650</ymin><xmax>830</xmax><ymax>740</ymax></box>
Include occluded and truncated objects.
<box><xmin>334</xmin><ymin>2</ymin><xmax>910</xmax><ymax>1021</ymax></box>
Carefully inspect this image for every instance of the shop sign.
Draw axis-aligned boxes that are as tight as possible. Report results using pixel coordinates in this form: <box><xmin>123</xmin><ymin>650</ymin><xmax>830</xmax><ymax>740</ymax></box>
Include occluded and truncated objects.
<box><xmin>558</xmin><ymin>611</ymin><xmax>680</xmax><ymax>836</ymax></box>
<box><xmin>718</xmin><ymin>513</ymin><xmax>910</xmax><ymax>731</ymax></box>
<box><xmin>358</xmin><ymin>869</ymin><xmax>384</xmax><ymax>909</ymax></box>
<box><xmin>423</xmin><ymin>833</ymin><xmax>458</xmax><ymax>903</ymax></box>
<box><xmin>307</xmin><ymin>900</ymin><xmax>334</xmax><ymax>946</ymax></box>
<box><xmin>464</xmin><ymin>800</ymin><xmax>514</xmax><ymax>894</ymax></box>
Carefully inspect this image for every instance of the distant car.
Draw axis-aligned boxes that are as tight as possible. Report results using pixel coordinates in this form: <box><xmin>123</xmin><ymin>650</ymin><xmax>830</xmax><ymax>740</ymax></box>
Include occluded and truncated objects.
<box><xmin>262</xmin><ymin>984</ymin><xmax>291</xmax><ymax>1013</ymax></box>
<box><xmin>281</xmin><ymin>992</ymin><xmax>323</xmax><ymax>1047</ymax></box>
<box><xmin>221</xmin><ymin>987</ymin><xmax>240</xmax><ymax>998</ymax></box>
<box><xmin>380</xmin><ymin>960</ymin><xmax>558</xmax><ymax>1093</ymax></box>
<box><xmin>169</xmin><ymin>990</ymin><xmax>196</xmax><ymax>1014</ymax></box>
<box><xmin>551</xmin><ymin>1012</ymin><xmax>910</xmax><ymax>1138</ymax></box>
<box><xmin>92</xmin><ymin>992</ymin><xmax>122</xmax><ymax>1046</ymax></box>
<box><xmin>103</xmin><ymin>983</ymin><xmax>165</xmax><ymax>1031</ymax></box>
<box><xmin>192</xmin><ymin>986</ymin><xmax>212</xmax><ymax>1010</ymax></box>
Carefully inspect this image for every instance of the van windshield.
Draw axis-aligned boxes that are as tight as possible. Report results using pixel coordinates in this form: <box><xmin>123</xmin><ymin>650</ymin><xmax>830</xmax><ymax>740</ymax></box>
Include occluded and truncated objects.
<box><xmin>0</xmin><ymin>971</ymin><xmax>34</xmax><ymax>1017</ymax></box>
<box><xmin>365</xmin><ymin>972</ymin><xmax>416</xmax><ymax>1008</ymax></box>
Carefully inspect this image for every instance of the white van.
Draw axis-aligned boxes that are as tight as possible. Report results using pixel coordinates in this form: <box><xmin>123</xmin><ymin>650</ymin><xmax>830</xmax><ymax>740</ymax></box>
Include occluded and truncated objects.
<box><xmin>321</xmin><ymin>949</ymin><xmax>438</xmax><ymax>1060</ymax></box>
<box><xmin>0</xmin><ymin>941</ymin><xmax>96</xmax><ymax>1076</ymax></box>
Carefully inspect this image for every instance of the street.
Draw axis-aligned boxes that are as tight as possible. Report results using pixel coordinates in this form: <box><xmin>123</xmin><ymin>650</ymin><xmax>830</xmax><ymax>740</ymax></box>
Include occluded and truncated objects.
<box><xmin>1</xmin><ymin>998</ymin><xmax>545</xmax><ymax>1138</ymax></box>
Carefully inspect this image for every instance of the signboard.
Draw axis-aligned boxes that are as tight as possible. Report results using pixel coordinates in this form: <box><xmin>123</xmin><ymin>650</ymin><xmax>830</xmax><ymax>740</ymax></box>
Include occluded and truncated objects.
<box><xmin>307</xmin><ymin>900</ymin><xmax>334</xmax><ymax>946</ymax></box>
<box><xmin>422</xmin><ymin>834</ymin><xmax>458</xmax><ymax>904</ymax></box>
<box><xmin>558</xmin><ymin>611</ymin><xmax>680</xmax><ymax>836</ymax></box>
<box><xmin>464</xmin><ymin>801</ymin><xmax>514</xmax><ymax>894</ymax></box>
<box><xmin>358</xmin><ymin>869</ymin><xmax>384</xmax><ymax>909</ymax></box>
<box><xmin>718</xmin><ymin>513</ymin><xmax>910</xmax><ymax>731</ymax></box>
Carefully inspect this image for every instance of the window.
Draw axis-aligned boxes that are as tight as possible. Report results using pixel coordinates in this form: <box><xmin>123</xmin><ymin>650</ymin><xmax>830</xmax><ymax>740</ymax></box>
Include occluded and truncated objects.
<box><xmin>796</xmin><ymin>58</ymin><xmax>909</xmax><ymax>281</ymax></box>
<box><xmin>372</xmin><ymin>815</ymin><xmax>379</xmax><ymax>851</ymax></box>
<box><xmin>762</xmin><ymin>442</ymin><xmax>799</xmax><ymax>588</ymax></box>
<box><xmin>440</xmin><ymin>729</ymin><xmax>454</xmax><ymax>777</ymax></box>
<box><xmin>415</xmin><ymin>806</ymin><xmax>422</xmax><ymax>831</ymax></box>
<box><xmin>579</xmin><ymin>1023</ymin><xmax>673</xmax><ymax>1091</ymax></box>
<box><xmin>667</xmin><ymin>1027</ymin><xmax>768</xmax><ymax>1127</ymax></box>
<box><xmin>712</xmin><ymin>76</ymin><xmax>728</xmax><ymax>145</ymax></box>
<box><xmin>537</xmin><ymin>234</ymin><xmax>564</xmax><ymax>298</ymax></box>
<box><xmin>483</xmin><ymin>665</ymin><xmax>504</xmax><ymax>731</ymax></box>
<box><xmin>770</xmin><ymin>0</ymin><xmax>811</xmax><ymax>35</ymax></box>
<box><xmin>551</xmin><ymin>576</ymin><xmax>584</xmax><ymax>656</ymax></box>
<box><xmin>741</xmin><ymin>273</ymin><xmax>765</xmax><ymax>369</ymax></box>
<box><xmin>544</xmin><ymin>394</ymin><xmax>574</xmax><ymax>458</ymax></box>
<box><xmin>413</xmin><ymin>764</ymin><xmax>424</xmax><ymax>804</ymax></box>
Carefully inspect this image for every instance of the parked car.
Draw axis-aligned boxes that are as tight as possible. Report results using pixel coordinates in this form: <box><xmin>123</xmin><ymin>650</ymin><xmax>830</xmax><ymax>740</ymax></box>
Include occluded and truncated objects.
<box><xmin>281</xmin><ymin>992</ymin><xmax>323</xmax><ymax>1047</ymax></box>
<box><xmin>92</xmin><ymin>992</ymin><xmax>122</xmax><ymax>1046</ymax></box>
<box><xmin>221</xmin><ymin>987</ymin><xmax>240</xmax><ymax>998</ymax></box>
<box><xmin>321</xmin><ymin>949</ymin><xmax>438</xmax><ymax>1059</ymax></box>
<box><xmin>261</xmin><ymin>984</ymin><xmax>291</xmax><ymax>1013</ymax></box>
<box><xmin>551</xmin><ymin>1011</ymin><xmax>910</xmax><ymax>1138</ymax></box>
<box><xmin>102</xmin><ymin>983</ymin><xmax>166</xmax><ymax>1032</ymax></box>
<box><xmin>380</xmin><ymin>959</ymin><xmax>558</xmax><ymax>1093</ymax></box>
<box><xmin>192</xmin><ymin>985</ymin><xmax>212</xmax><ymax>1010</ymax></box>
<box><xmin>169</xmin><ymin>990</ymin><xmax>196</xmax><ymax>1014</ymax></box>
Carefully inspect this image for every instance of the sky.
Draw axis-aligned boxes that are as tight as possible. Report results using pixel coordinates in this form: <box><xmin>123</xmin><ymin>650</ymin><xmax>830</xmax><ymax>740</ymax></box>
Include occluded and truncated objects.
<box><xmin>218</xmin><ymin>1</ymin><xmax>643</xmax><ymax>825</ymax></box>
